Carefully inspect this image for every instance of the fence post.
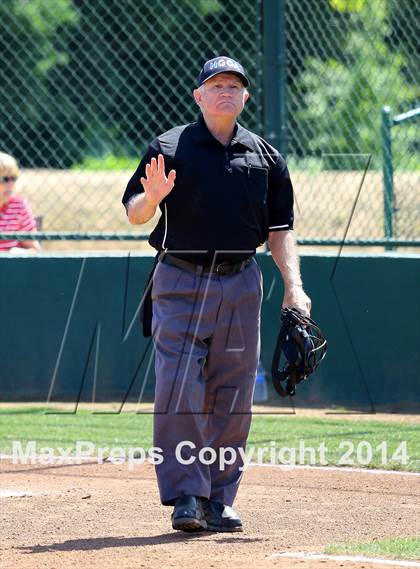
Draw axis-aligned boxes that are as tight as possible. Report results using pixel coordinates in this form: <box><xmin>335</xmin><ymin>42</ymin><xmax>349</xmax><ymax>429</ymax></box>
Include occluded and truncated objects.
<box><xmin>263</xmin><ymin>0</ymin><xmax>288</xmax><ymax>156</ymax></box>
<box><xmin>381</xmin><ymin>106</ymin><xmax>394</xmax><ymax>251</ymax></box>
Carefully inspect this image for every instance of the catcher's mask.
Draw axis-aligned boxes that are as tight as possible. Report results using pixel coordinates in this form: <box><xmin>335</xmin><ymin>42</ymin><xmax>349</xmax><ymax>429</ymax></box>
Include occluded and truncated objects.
<box><xmin>271</xmin><ymin>308</ymin><xmax>327</xmax><ymax>397</ymax></box>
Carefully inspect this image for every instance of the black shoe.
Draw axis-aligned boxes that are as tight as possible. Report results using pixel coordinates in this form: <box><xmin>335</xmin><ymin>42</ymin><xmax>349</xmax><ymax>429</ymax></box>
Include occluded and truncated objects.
<box><xmin>171</xmin><ymin>495</ymin><xmax>207</xmax><ymax>532</ymax></box>
<box><xmin>202</xmin><ymin>499</ymin><xmax>243</xmax><ymax>532</ymax></box>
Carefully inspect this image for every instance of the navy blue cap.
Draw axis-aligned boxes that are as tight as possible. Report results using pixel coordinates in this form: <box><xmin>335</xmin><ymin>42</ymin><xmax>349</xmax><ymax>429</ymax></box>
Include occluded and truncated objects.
<box><xmin>197</xmin><ymin>56</ymin><xmax>250</xmax><ymax>87</ymax></box>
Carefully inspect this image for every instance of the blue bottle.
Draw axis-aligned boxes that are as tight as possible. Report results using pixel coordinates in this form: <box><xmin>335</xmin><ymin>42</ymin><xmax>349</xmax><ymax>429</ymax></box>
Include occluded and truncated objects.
<box><xmin>254</xmin><ymin>360</ymin><xmax>268</xmax><ymax>402</ymax></box>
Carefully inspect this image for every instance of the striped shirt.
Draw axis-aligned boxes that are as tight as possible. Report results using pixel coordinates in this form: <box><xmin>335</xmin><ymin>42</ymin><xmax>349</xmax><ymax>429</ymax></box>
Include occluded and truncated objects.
<box><xmin>0</xmin><ymin>195</ymin><xmax>37</xmax><ymax>251</ymax></box>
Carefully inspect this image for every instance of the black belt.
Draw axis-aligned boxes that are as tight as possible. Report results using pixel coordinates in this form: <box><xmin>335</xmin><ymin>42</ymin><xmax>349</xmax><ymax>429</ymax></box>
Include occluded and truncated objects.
<box><xmin>161</xmin><ymin>253</ymin><xmax>253</xmax><ymax>276</ymax></box>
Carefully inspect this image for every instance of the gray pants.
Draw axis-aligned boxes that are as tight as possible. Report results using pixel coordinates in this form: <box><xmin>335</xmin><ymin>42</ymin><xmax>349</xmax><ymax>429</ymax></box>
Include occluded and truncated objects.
<box><xmin>151</xmin><ymin>257</ymin><xmax>262</xmax><ymax>506</ymax></box>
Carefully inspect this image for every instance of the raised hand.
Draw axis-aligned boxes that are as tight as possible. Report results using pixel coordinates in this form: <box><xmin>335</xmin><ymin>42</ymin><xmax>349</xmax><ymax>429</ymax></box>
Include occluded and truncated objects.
<box><xmin>140</xmin><ymin>154</ymin><xmax>176</xmax><ymax>207</ymax></box>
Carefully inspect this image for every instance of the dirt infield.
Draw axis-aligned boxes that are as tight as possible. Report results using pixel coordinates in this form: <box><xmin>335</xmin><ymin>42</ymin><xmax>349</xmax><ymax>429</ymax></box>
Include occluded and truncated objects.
<box><xmin>1</xmin><ymin>459</ymin><xmax>418</xmax><ymax>569</ymax></box>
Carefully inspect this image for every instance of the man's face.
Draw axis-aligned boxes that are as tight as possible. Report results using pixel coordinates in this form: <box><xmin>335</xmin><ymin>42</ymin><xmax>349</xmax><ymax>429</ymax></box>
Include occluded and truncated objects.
<box><xmin>193</xmin><ymin>73</ymin><xmax>249</xmax><ymax>119</ymax></box>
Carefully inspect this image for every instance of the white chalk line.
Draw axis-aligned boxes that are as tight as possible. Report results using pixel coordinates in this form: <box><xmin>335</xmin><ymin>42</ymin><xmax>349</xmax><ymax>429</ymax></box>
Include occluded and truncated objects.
<box><xmin>0</xmin><ymin>454</ymin><xmax>98</xmax><ymax>463</ymax></box>
<box><xmin>1</xmin><ymin>454</ymin><xmax>419</xmax><ymax>476</ymax></box>
<box><xmin>268</xmin><ymin>551</ymin><xmax>420</xmax><ymax>567</ymax></box>
<box><xmin>0</xmin><ymin>490</ymin><xmax>35</xmax><ymax>498</ymax></box>
<box><xmin>0</xmin><ymin>489</ymin><xmax>63</xmax><ymax>498</ymax></box>
<box><xmin>247</xmin><ymin>462</ymin><xmax>420</xmax><ymax>477</ymax></box>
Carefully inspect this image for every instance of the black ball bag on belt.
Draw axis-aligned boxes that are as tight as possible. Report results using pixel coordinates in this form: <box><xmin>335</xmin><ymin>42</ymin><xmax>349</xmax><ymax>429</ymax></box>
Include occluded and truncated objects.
<box><xmin>139</xmin><ymin>252</ymin><xmax>161</xmax><ymax>337</ymax></box>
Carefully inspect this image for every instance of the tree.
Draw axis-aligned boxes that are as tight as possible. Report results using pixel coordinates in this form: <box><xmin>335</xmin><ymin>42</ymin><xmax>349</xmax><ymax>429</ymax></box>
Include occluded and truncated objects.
<box><xmin>1</xmin><ymin>0</ymin><xmax>260</xmax><ymax>167</ymax></box>
<box><xmin>0</xmin><ymin>0</ymin><xmax>79</xmax><ymax>167</ymax></box>
<box><xmin>291</xmin><ymin>0</ymin><xmax>418</xmax><ymax>168</ymax></box>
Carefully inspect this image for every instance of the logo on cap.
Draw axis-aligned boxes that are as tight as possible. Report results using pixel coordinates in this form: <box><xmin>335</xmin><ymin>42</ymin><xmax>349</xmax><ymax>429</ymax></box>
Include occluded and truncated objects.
<box><xmin>208</xmin><ymin>58</ymin><xmax>241</xmax><ymax>72</ymax></box>
<box><xmin>198</xmin><ymin>56</ymin><xmax>250</xmax><ymax>87</ymax></box>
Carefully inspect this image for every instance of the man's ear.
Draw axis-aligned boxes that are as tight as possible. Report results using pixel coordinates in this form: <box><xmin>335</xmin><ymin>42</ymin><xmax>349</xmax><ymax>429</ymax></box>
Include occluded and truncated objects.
<box><xmin>193</xmin><ymin>88</ymin><xmax>202</xmax><ymax>106</ymax></box>
<box><xmin>244</xmin><ymin>90</ymin><xmax>250</xmax><ymax>104</ymax></box>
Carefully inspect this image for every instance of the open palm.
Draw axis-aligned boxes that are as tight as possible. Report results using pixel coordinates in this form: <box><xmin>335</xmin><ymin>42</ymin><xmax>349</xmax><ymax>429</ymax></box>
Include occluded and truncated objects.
<box><xmin>140</xmin><ymin>154</ymin><xmax>176</xmax><ymax>206</ymax></box>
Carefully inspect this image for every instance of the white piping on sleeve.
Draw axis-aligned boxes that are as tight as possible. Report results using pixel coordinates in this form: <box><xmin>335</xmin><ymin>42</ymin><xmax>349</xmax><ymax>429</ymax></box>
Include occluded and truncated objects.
<box><xmin>162</xmin><ymin>203</ymin><xmax>168</xmax><ymax>250</ymax></box>
<box><xmin>269</xmin><ymin>224</ymin><xmax>289</xmax><ymax>229</ymax></box>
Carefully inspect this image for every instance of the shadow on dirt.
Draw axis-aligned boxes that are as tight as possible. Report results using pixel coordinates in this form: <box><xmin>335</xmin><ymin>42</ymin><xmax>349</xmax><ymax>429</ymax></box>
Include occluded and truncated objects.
<box><xmin>16</xmin><ymin>533</ymin><xmax>263</xmax><ymax>553</ymax></box>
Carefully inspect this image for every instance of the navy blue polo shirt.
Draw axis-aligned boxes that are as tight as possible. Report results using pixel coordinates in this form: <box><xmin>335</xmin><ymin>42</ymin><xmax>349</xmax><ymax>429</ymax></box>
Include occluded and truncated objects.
<box><xmin>122</xmin><ymin>114</ymin><xmax>294</xmax><ymax>264</ymax></box>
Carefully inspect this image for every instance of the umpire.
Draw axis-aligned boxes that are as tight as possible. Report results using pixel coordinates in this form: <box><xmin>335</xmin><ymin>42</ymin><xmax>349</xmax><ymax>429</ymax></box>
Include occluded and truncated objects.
<box><xmin>122</xmin><ymin>56</ymin><xmax>311</xmax><ymax>533</ymax></box>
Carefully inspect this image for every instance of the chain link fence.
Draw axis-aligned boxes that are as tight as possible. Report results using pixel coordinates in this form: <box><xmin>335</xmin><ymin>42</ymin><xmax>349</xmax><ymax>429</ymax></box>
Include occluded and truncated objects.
<box><xmin>0</xmin><ymin>0</ymin><xmax>418</xmax><ymax>246</ymax></box>
<box><xmin>285</xmin><ymin>0</ymin><xmax>419</xmax><ymax>244</ymax></box>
